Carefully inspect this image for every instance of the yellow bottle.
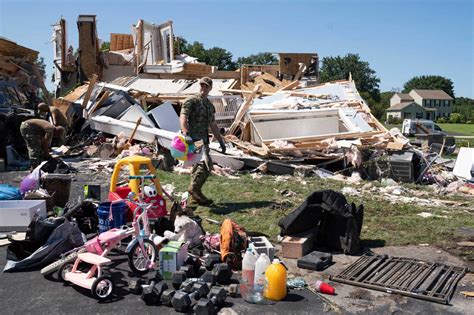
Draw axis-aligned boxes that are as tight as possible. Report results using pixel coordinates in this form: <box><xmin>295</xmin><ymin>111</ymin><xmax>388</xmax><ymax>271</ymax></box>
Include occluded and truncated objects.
<box><xmin>264</xmin><ymin>258</ymin><xmax>287</xmax><ymax>301</ymax></box>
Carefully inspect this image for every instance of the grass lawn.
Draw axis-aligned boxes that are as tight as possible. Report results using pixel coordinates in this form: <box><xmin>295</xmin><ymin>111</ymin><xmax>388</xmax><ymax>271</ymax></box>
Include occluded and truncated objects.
<box><xmin>437</xmin><ymin>123</ymin><xmax>474</xmax><ymax>136</ymax></box>
<box><xmin>158</xmin><ymin>170</ymin><xmax>474</xmax><ymax>262</ymax></box>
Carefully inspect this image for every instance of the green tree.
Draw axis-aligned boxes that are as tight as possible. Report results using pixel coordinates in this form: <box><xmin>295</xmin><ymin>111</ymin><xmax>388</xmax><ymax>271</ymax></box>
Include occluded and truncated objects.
<box><xmin>177</xmin><ymin>39</ymin><xmax>236</xmax><ymax>70</ymax></box>
<box><xmin>100</xmin><ymin>41</ymin><xmax>110</xmax><ymax>52</ymax></box>
<box><xmin>236</xmin><ymin>52</ymin><xmax>278</xmax><ymax>67</ymax></box>
<box><xmin>453</xmin><ymin>97</ymin><xmax>474</xmax><ymax>123</ymax></box>
<box><xmin>402</xmin><ymin>75</ymin><xmax>455</xmax><ymax>98</ymax></box>
<box><xmin>34</xmin><ymin>56</ymin><xmax>47</xmax><ymax>80</ymax></box>
<box><xmin>205</xmin><ymin>47</ymin><xmax>236</xmax><ymax>71</ymax></box>
<box><xmin>174</xmin><ymin>36</ymin><xmax>188</xmax><ymax>55</ymax></box>
<box><xmin>449</xmin><ymin>113</ymin><xmax>462</xmax><ymax>123</ymax></box>
<box><xmin>319</xmin><ymin>53</ymin><xmax>381</xmax><ymax>101</ymax></box>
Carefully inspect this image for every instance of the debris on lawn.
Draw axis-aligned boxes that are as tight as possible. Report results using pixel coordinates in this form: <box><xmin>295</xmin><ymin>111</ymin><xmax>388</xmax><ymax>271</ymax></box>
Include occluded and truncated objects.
<box><xmin>0</xmin><ymin>12</ymin><xmax>472</xmax><ymax>314</ymax></box>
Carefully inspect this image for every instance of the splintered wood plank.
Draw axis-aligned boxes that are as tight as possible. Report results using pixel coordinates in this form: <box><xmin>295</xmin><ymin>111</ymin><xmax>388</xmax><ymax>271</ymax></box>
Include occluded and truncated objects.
<box><xmin>227</xmin><ymin>84</ymin><xmax>261</xmax><ymax>135</ymax></box>
<box><xmin>62</xmin><ymin>84</ymin><xmax>89</xmax><ymax>102</ymax></box>
<box><xmin>81</xmin><ymin>73</ymin><xmax>98</xmax><ymax>109</ymax></box>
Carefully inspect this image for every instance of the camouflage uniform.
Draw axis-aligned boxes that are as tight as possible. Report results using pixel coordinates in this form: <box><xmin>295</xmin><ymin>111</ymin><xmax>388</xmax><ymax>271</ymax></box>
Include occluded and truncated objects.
<box><xmin>180</xmin><ymin>94</ymin><xmax>216</xmax><ymax>202</ymax></box>
<box><xmin>20</xmin><ymin>119</ymin><xmax>53</xmax><ymax>169</ymax></box>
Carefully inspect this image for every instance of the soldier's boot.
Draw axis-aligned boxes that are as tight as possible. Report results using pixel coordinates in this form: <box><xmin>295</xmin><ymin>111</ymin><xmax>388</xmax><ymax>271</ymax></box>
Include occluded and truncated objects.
<box><xmin>188</xmin><ymin>163</ymin><xmax>213</xmax><ymax>206</ymax></box>
<box><xmin>188</xmin><ymin>184</ymin><xmax>213</xmax><ymax>206</ymax></box>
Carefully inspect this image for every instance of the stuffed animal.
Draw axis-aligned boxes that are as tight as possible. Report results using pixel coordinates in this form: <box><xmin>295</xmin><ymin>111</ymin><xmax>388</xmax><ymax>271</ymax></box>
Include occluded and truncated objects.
<box><xmin>163</xmin><ymin>215</ymin><xmax>203</xmax><ymax>247</ymax></box>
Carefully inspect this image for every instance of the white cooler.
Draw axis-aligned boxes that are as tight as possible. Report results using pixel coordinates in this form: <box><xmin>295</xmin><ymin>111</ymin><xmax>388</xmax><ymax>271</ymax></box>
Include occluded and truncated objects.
<box><xmin>0</xmin><ymin>200</ymin><xmax>47</xmax><ymax>232</ymax></box>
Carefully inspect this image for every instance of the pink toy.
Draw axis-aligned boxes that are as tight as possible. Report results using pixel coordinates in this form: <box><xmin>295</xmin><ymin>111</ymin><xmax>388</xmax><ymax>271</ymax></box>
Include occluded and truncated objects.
<box><xmin>56</xmin><ymin>176</ymin><xmax>160</xmax><ymax>300</ymax></box>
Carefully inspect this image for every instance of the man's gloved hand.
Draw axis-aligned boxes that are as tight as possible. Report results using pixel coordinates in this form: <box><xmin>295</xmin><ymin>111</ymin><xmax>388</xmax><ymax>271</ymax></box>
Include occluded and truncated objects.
<box><xmin>219</xmin><ymin>139</ymin><xmax>226</xmax><ymax>154</ymax></box>
<box><xmin>184</xmin><ymin>135</ymin><xmax>193</xmax><ymax>145</ymax></box>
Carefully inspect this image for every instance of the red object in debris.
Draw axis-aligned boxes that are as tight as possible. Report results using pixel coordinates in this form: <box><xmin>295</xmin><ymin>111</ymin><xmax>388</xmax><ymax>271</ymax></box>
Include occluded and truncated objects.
<box><xmin>315</xmin><ymin>280</ymin><xmax>335</xmax><ymax>295</ymax></box>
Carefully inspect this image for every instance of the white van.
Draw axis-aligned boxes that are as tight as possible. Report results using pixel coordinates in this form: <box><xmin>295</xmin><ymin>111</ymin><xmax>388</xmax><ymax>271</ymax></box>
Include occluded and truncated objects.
<box><xmin>401</xmin><ymin>119</ymin><xmax>446</xmax><ymax>136</ymax></box>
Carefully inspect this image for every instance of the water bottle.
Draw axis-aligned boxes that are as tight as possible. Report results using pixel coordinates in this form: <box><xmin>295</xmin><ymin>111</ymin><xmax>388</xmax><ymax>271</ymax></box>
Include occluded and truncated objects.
<box><xmin>254</xmin><ymin>253</ymin><xmax>271</xmax><ymax>296</ymax></box>
<box><xmin>240</xmin><ymin>248</ymin><xmax>257</xmax><ymax>299</ymax></box>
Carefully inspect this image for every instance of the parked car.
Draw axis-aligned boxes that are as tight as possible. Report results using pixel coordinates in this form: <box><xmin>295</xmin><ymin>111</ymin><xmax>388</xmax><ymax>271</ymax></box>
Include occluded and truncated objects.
<box><xmin>401</xmin><ymin>119</ymin><xmax>446</xmax><ymax>136</ymax></box>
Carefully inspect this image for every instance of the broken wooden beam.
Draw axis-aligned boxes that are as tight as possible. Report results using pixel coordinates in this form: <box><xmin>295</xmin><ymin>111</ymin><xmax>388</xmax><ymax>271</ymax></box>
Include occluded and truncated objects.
<box><xmin>227</xmin><ymin>84</ymin><xmax>261</xmax><ymax>136</ymax></box>
<box><xmin>81</xmin><ymin>73</ymin><xmax>98</xmax><ymax>109</ymax></box>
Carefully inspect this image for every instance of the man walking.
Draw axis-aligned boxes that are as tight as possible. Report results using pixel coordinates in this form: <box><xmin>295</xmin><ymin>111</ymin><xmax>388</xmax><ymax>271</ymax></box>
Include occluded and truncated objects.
<box><xmin>179</xmin><ymin>77</ymin><xmax>226</xmax><ymax>205</ymax></box>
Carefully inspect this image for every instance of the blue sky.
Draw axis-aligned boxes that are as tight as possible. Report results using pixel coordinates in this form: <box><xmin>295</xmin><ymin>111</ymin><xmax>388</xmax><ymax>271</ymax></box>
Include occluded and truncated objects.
<box><xmin>1</xmin><ymin>0</ymin><xmax>473</xmax><ymax>97</ymax></box>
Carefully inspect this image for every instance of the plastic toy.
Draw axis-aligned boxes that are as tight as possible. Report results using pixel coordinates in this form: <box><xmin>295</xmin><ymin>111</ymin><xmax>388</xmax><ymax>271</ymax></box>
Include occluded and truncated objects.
<box><xmin>109</xmin><ymin>155</ymin><xmax>166</xmax><ymax>221</ymax></box>
<box><xmin>170</xmin><ymin>135</ymin><xmax>195</xmax><ymax>161</ymax></box>
<box><xmin>57</xmin><ymin>181</ymin><xmax>159</xmax><ymax>300</ymax></box>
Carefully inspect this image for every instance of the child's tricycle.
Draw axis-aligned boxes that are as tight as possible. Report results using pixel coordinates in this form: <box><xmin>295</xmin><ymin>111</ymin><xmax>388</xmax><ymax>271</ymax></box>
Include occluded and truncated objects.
<box><xmin>58</xmin><ymin>183</ymin><xmax>158</xmax><ymax>300</ymax></box>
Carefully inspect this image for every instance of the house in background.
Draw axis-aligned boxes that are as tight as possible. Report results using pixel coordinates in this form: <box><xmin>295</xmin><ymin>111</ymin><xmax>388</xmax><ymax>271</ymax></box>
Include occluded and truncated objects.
<box><xmin>386</xmin><ymin>89</ymin><xmax>453</xmax><ymax>121</ymax></box>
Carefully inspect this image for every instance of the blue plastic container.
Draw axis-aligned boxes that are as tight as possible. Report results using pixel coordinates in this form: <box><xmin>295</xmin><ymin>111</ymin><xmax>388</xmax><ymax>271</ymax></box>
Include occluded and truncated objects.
<box><xmin>97</xmin><ymin>201</ymin><xmax>128</xmax><ymax>233</ymax></box>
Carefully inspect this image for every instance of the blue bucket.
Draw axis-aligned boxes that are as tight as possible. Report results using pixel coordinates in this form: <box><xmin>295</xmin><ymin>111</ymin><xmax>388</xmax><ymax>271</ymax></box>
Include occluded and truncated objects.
<box><xmin>97</xmin><ymin>201</ymin><xmax>128</xmax><ymax>233</ymax></box>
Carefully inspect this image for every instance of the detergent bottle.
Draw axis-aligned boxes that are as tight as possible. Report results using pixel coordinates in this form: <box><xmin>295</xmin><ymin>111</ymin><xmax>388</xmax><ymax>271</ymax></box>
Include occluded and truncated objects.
<box><xmin>264</xmin><ymin>258</ymin><xmax>287</xmax><ymax>301</ymax></box>
<box><xmin>254</xmin><ymin>253</ymin><xmax>271</xmax><ymax>296</ymax></box>
<box><xmin>240</xmin><ymin>248</ymin><xmax>257</xmax><ymax>299</ymax></box>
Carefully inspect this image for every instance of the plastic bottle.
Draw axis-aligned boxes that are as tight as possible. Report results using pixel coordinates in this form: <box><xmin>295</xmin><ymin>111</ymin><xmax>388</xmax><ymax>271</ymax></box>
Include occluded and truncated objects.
<box><xmin>254</xmin><ymin>253</ymin><xmax>271</xmax><ymax>295</ymax></box>
<box><xmin>264</xmin><ymin>258</ymin><xmax>287</xmax><ymax>301</ymax></box>
<box><xmin>240</xmin><ymin>248</ymin><xmax>257</xmax><ymax>299</ymax></box>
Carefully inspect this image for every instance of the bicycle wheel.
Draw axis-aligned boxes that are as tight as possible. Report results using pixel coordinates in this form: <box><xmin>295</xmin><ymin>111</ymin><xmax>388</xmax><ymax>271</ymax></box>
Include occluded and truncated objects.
<box><xmin>58</xmin><ymin>262</ymin><xmax>74</xmax><ymax>282</ymax></box>
<box><xmin>127</xmin><ymin>239</ymin><xmax>157</xmax><ymax>275</ymax></box>
<box><xmin>40</xmin><ymin>249</ymin><xmax>85</xmax><ymax>277</ymax></box>
<box><xmin>91</xmin><ymin>275</ymin><xmax>114</xmax><ymax>300</ymax></box>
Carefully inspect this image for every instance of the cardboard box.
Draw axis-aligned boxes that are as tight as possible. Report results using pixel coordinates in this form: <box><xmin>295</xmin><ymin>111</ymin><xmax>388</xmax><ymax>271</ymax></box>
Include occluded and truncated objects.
<box><xmin>159</xmin><ymin>241</ymin><xmax>188</xmax><ymax>280</ymax></box>
<box><xmin>0</xmin><ymin>200</ymin><xmax>47</xmax><ymax>232</ymax></box>
<box><xmin>281</xmin><ymin>236</ymin><xmax>313</xmax><ymax>259</ymax></box>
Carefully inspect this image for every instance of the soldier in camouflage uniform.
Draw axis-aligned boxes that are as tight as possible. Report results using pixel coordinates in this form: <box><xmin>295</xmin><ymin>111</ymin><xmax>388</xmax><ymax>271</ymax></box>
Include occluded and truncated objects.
<box><xmin>179</xmin><ymin>77</ymin><xmax>226</xmax><ymax>205</ymax></box>
<box><xmin>20</xmin><ymin>118</ymin><xmax>65</xmax><ymax>169</ymax></box>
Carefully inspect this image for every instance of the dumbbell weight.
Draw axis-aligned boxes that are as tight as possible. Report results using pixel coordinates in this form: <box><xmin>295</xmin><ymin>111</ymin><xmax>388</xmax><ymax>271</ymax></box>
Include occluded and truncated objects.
<box><xmin>160</xmin><ymin>288</ymin><xmax>175</xmax><ymax>306</ymax></box>
<box><xmin>172</xmin><ymin>270</ymin><xmax>188</xmax><ymax>289</ymax></box>
<box><xmin>171</xmin><ymin>283</ymin><xmax>210</xmax><ymax>312</ymax></box>
<box><xmin>194</xmin><ymin>286</ymin><xmax>227</xmax><ymax>315</ymax></box>
<box><xmin>141</xmin><ymin>281</ymin><xmax>168</xmax><ymax>305</ymax></box>
<box><xmin>204</xmin><ymin>254</ymin><xmax>221</xmax><ymax>271</ymax></box>
<box><xmin>212</xmin><ymin>263</ymin><xmax>233</xmax><ymax>285</ymax></box>
<box><xmin>184</xmin><ymin>255</ymin><xmax>201</xmax><ymax>275</ymax></box>
<box><xmin>179</xmin><ymin>264</ymin><xmax>196</xmax><ymax>278</ymax></box>
<box><xmin>129</xmin><ymin>278</ymin><xmax>146</xmax><ymax>295</ymax></box>
<box><xmin>223</xmin><ymin>283</ymin><xmax>238</xmax><ymax>298</ymax></box>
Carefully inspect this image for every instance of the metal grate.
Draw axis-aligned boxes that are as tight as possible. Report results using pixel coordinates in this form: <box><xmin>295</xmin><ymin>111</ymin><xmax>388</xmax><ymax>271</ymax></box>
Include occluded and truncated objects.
<box><xmin>330</xmin><ymin>255</ymin><xmax>467</xmax><ymax>304</ymax></box>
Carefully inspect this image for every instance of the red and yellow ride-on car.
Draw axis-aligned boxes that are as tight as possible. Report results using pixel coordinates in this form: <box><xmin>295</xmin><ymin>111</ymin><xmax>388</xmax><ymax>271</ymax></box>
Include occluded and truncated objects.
<box><xmin>108</xmin><ymin>155</ymin><xmax>167</xmax><ymax>222</ymax></box>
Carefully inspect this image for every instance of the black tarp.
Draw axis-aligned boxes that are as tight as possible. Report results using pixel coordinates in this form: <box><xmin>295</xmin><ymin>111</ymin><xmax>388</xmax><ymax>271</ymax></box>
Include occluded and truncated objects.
<box><xmin>4</xmin><ymin>219</ymin><xmax>83</xmax><ymax>272</ymax></box>
<box><xmin>278</xmin><ymin>189</ymin><xmax>364</xmax><ymax>255</ymax></box>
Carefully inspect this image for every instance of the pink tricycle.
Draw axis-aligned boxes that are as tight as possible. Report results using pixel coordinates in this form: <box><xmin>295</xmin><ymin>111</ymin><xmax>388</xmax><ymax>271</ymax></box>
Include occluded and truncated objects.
<box><xmin>57</xmin><ymin>182</ymin><xmax>158</xmax><ymax>300</ymax></box>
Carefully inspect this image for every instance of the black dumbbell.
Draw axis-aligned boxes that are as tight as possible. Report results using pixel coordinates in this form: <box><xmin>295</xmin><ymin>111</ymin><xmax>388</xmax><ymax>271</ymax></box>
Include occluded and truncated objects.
<box><xmin>194</xmin><ymin>286</ymin><xmax>227</xmax><ymax>315</ymax></box>
<box><xmin>204</xmin><ymin>254</ymin><xmax>221</xmax><ymax>271</ymax></box>
<box><xmin>200</xmin><ymin>271</ymin><xmax>217</xmax><ymax>286</ymax></box>
<box><xmin>184</xmin><ymin>255</ymin><xmax>201</xmax><ymax>275</ymax></box>
<box><xmin>171</xmin><ymin>283</ymin><xmax>210</xmax><ymax>312</ymax></box>
<box><xmin>179</xmin><ymin>264</ymin><xmax>196</xmax><ymax>278</ymax></box>
<box><xmin>180</xmin><ymin>278</ymin><xmax>197</xmax><ymax>293</ymax></box>
<box><xmin>141</xmin><ymin>280</ymin><xmax>168</xmax><ymax>305</ymax></box>
<box><xmin>129</xmin><ymin>278</ymin><xmax>146</xmax><ymax>295</ymax></box>
<box><xmin>172</xmin><ymin>270</ymin><xmax>188</xmax><ymax>289</ymax></box>
<box><xmin>212</xmin><ymin>263</ymin><xmax>233</xmax><ymax>285</ymax></box>
<box><xmin>223</xmin><ymin>283</ymin><xmax>238</xmax><ymax>298</ymax></box>
<box><xmin>160</xmin><ymin>288</ymin><xmax>176</xmax><ymax>306</ymax></box>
